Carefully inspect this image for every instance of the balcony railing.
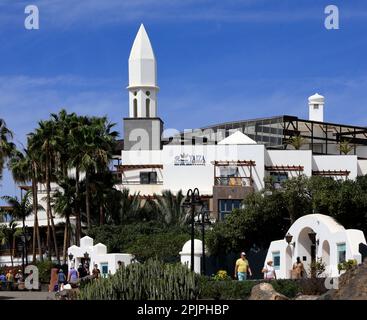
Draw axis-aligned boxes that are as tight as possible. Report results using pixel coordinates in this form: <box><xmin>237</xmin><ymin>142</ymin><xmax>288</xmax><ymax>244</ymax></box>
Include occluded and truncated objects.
<box><xmin>215</xmin><ymin>177</ymin><xmax>252</xmax><ymax>187</ymax></box>
<box><xmin>121</xmin><ymin>180</ymin><xmax>163</xmax><ymax>185</ymax></box>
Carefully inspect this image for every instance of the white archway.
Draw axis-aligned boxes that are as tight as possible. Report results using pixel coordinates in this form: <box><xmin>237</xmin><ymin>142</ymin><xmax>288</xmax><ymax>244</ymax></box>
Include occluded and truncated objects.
<box><xmin>322</xmin><ymin>240</ymin><xmax>330</xmax><ymax>265</ymax></box>
<box><xmin>285</xmin><ymin>245</ymin><xmax>293</xmax><ymax>279</ymax></box>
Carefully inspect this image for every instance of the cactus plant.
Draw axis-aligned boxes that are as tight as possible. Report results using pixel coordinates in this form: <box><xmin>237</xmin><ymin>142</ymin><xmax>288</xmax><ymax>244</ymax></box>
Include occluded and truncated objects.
<box><xmin>78</xmin><ymin>259</ymin><xmax>199</xmax><ymax>300</ymax></box>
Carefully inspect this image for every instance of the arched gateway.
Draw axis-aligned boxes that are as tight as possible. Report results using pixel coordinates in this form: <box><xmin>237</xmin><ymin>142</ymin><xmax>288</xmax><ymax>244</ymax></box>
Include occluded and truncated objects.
<box><xmin>264</xmin><ymin>214</ymin><xmax>366</xmax><ymax>279</ymax></box>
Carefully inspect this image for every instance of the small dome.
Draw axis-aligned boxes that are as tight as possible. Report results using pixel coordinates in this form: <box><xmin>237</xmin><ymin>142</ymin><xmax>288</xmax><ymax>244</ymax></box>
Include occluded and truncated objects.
<box><xmin>308</xmin><ymin>93</ymin><xmax>325</xmax><ymax>104</ymax></box>
<box><xmin>181</xmin><ymin>239</ymin><xmax>203</xmax><ymax>254</ymax></box>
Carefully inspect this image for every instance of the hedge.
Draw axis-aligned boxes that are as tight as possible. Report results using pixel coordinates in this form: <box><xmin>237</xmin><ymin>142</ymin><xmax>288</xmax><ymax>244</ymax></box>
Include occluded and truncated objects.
<box><xmin>198</xmin><ymin>277</ymin><xmax>301</xmax><ymax>299</ymax></box>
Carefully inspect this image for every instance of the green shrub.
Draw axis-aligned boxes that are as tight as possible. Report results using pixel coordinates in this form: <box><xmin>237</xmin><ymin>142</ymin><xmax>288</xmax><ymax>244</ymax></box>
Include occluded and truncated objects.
<box><xmin>198</xmin><ymin>277</ymin><xmax>259</xmax><ymax>299</ymax></box>
<box><xmin>35</xmin><ymin>260</ymin><xmax>57</xmax><ymax>283</ymax></box>
<box><xmin>270</xmin><ymin>279</ymin><xmax>300</xmax><ymax>298</ymax></box>
<box><xmin>338</xmin><ymin>259</ymin><xmax>357</xmax><ymax>272</ymax></box>
<box><xmin>212</xmin><ymin>270</ymin><xmax>231</xmax><ymax>281</ymax></box>
<box><xmin>78</xmin><ymin>259</ymin><xmax>199</xmax><ymax>300</ymax></box>
<box><xmin>88</xmin><ymin>222</ymin><xmax>195</xmax><ymax>262</ymax></box>
<box><xmin>199</xmin><ymin>277</ymin><xmax>301</xmax><ymax>299</ymax></box>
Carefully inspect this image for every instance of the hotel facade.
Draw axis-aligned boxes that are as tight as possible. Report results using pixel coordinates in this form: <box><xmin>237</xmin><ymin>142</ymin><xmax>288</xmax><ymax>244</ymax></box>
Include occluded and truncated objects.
<box><xmin>116</xmin><ymin>24</ymin><xmax>367</xmax><ymax>221</ymax></box>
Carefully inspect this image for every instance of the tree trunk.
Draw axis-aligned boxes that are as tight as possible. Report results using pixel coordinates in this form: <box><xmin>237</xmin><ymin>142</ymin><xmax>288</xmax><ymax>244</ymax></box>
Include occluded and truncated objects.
<box><xmin>75</xmin><ymin>168</ymin><xmax>81</xmax><ymax>246</ymax></box>
<box><xmin>32</xmin><ymin>163</ymin><xmax>43</xmax><ymax>262</ymax></box>
<box><xmin>99</xmin><ymin>205</ymin><xmax>104</xmax><ymax>225</ymax></box>
<box><xmin>46</xmin><ymin>156</ymin><xmax>60</xmax><ymax>264</ymax></box>
<box><xmin>32</xmin><ymin>175</ymin><xmax>37</xmax><ymax>263</ymax></box>
<box><xmin>62</xmin><ymin>218</ymin><xmax>68</xmax><ymax>265</ymax></box>
<box><xmin>11</xmin><ymin>237</ymin><xmax>15</xmax><ymax>267</ymax></box>
<box><xmin>85</xmin><ymin>172</ymin><xmax>91</xmax><ymax>230</ymax></box>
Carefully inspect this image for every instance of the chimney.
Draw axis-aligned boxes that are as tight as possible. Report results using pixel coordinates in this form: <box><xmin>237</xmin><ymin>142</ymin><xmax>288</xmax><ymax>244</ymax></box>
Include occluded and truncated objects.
<box><xmin>308</xmin><ymin>93</ymin><xmax>325</xmax><ymax>122</ymax></box>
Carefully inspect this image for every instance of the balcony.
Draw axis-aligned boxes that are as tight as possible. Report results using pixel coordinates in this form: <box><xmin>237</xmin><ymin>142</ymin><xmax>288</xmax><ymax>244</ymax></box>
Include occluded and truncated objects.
<box><xmin>214</xmin><ymin>177</ymin><xmax>252</xmax><ymax>187</ymax></box>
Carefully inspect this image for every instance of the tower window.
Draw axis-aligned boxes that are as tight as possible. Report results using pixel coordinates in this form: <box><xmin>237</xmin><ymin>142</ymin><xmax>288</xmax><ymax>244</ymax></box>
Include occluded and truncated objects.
<box><xmin>134</xmin><ymin>91</ymin><xmax>137</xmax><ymax>96</ymax></box>
<box><xmin>314</xmin><ymin>104</ymin><xmax>319</xmax><ymax>110</ymax></box>
<box><xmin>146</xmin><ymin>91</ymin><xmax>150</xmax><ymax>96</ymax></box>
<box><xmin>146</xmin><ymin>98</ymin><xmax>150</xmax><ymax>117</ymax></box>
<box><xmin>133</xmin><ymin>99</ymin><xmax>138</xmax><ymax>117</ymax></box>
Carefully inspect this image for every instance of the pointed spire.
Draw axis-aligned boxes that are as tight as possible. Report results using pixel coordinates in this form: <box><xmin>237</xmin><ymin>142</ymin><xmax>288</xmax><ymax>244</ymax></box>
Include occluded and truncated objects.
<box><xmin>128</xmin><ymin>24</ymin><xmax>157</xmax><ymax>88</ymax></box>
<box><xmin>129</xmin><ymin>24</ymin><xmax>155</xmax><ymax>61</ymax></box>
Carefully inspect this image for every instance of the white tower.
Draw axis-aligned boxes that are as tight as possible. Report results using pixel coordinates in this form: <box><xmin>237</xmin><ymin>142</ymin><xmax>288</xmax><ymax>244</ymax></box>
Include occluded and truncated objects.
<box><xmin>128</xmin><ymin>24</ymin><xmax>158</xmax><ymax>118</ymax></box>
<box><xmin>308</xmin><ymin>93</ymin><xmax>325</xmax><ymax>122</ymax></box>
<box><xmin>123</xmin><ymin>24</ymin><xmax>163</xmax><ymax>151</ymax></box>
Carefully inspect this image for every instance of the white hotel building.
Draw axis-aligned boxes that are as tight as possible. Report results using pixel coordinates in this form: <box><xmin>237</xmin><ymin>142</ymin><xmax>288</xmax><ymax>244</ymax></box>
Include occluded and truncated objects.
<box><xmin>116</xmin><ymin>24</ymin><xmax>367</xmax><ymax>221</ymax></box>
<box><xmin>2</xmin><ymin>24</ymin><xmax>367</xmax><ymax>269</ymax></box>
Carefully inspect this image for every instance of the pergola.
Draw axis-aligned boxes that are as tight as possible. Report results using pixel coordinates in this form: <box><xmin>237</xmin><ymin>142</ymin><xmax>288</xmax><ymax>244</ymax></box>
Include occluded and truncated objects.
<box><xmin>312</xmin><ymin>170</ymin><xmax>350</xmax><ymax>177</ymax></box>
<box><xmin>265</xmin><ymin>165</ymin><xmax>304</xmax><ymax>175</ymax></box>
<box><xmin>211</xmin><ymin>160</ymin><xmax>256</xmax><ymax>187</ymax></box>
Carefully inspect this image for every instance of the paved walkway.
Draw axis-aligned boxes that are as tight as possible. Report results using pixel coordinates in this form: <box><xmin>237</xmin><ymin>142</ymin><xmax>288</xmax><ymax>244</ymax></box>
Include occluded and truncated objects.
<box><xmin>0</xmin><ymin>291</ymin><xmax>55</xmax><ymax>300</ymax></box>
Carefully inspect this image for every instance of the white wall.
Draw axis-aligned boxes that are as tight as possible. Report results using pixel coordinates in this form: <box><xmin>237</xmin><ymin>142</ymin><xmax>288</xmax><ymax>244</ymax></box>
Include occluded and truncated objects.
<box><xmin>266</xmin><ymin>150</ymin><xmax>313</xmax><ymax>177</ymax></box>
<box><xmin>121</xmin><ymin>150</ymin><xmax>163</xmax><ymax>165</ymax></box>
<box><xmin>358</xmin><ymin>159</ymin><xmax>367</xmax><ymax>176</ymax></box>
<box><xmin>162</xmin><ymin>144</ymin><xmax>265</xmax><ymax>195</ymax></box>
<box><xmin>312</xmin><ymin>155</ymin><xmax>358</xmax><ymax>180</ymax></box>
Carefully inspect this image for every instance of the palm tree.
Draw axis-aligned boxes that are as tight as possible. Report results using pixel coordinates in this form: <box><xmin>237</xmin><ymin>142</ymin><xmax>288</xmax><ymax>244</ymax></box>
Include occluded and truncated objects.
<box><xmin>28</xmin><ymin>120</ymin><xmax>60</xmax><ymax>263</ymax></box>
<box><xmin>0</xmin><ymin>119</ymin><xmax>15</xmax><ymax>180</ymax></box>
<box><xmin>0</xmin><ymin>220</ymin><xmax>22</xmax><ymax>267</ymax></box>
<box><xmin>154</xmin><ymin>190</ymin><xmax>187</xmax><ymax>226</ymax></box>
<box><xmin>287</xmin><ymin>135</ymin><xmax>307</xmax><ymax>150</ymax></box>
<box><xmin>338</xmin><ymin>140</ymin><xmax>353</xmax><ymax>155</ymax></box>
<box><xmin>1</xmin><ymin>191</ymin><xmax>43</xmax><ymax>264</ymax></box>
<box><xmin>1</xmin><ymin>191</ymin><xmax>41</xmax><ymax>233</ymax></box>
<box><xmin>117</xmin><ymin>188</ymin><xmax>142</xmax><ymax>223</ymax></box>
<box><xmin>7</xmin><ymin>149</ymin><xmax>43</xmax><ymax>262</ymax></box>
<box><xmin>51</xmin><ymin>175</ymin><xmax>77</xmax><ymax>264</ymax></box>
<box><xmin>69</xmin><ymin>116</ymin><xmax>118</xmax><ymax>230</ymax></box>
<box><xmin>91</xmin><ymin>170</ymin><xmax>119</xmax><ymax>225</ymax></box>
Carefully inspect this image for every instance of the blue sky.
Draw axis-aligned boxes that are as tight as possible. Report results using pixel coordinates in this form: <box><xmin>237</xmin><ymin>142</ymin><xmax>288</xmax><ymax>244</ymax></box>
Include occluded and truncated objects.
<box><xmin>1</xmin><ymin>0</ymin><xmax>367</xmax><ymax>200</ymax></box>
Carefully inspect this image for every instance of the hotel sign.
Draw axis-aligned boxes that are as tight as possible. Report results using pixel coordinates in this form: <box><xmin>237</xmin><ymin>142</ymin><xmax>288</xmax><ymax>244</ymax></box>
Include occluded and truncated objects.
<box><xmin>174</xmin><ymin>153</ymin><xmax>206</xmax><ymax>166</ymax></box>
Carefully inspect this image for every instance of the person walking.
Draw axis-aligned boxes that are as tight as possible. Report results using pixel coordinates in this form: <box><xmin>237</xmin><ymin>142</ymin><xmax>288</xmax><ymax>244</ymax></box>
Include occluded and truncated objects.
<box><xmin>292</xmin><ymin>257</ymin><xmax>305</xmax><ymax>279</ymax></box>
<box><xmin>234</xmin><ymin>252</ymin><xmax>252</xmax><ymax>281</ymax></box>
<box><xmin>14</xmin><ymin>270</ymin><xmax>23</xmax><ymax>284</ymax></box>
<box><xmin>57</xmin><ymin>269</ymin><xmax>66</xmax><ymax>292</ymax></box>
<box><xmin>77</xmin><ymin>263</ymin><xmax>87</xmax><ymax>279</ymax></box>
<box><xmin>6</xmin><ymin>270</ymin><xmax>14</xmax><ymax>290</ymax></box>
<box><xmin>0</xmin><ymin>272</ymin><xmax>7</xmax><ymax>290</ymax></box>
<box><xmin>92</xmin><ymin>264</ymin><xmax>101</xmax><ymax>279</ymax></box>
<box><xmin>262</xmin><ymin>260</ymin><xmax>277</xmax><ymax>280</ymax></box>
<box><xmin>67</xmin><ymin>265</ymin><xmax>79</xmax><ymax>288</ymax></box>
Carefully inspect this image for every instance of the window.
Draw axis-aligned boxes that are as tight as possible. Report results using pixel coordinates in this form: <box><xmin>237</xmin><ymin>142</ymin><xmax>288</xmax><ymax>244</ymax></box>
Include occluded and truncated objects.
<box><xmin>270</xmin><ymin>172</ymin><xmax>288</xmax><ymax>189</ymax></box>
<box><xmin>313</xmin><ymin>104</ymin><xmax>319</xmax><ymax>110</ymax></box>
<box><xmin>337</xmin><ymin>243</ymin><xmax>346</xmax><ymax>264</ymax></box>
<box><xmin>133</xmin><ymin>99</ymin><xmax>138</xmax><ymax>118</ymax></box>
<box><xmin>146</xmin><ymin>91</ymin><xmax>150</xmax><ymax>96</ymax></box>
<box><xmin>219</xmin><ymin>199</ymin><xmax>242</xmax><ymax>220</ymax></box>
<box><xmin>272</xmin><ymin>251</ymin><xmax>280</xmax><ymax>270</ymax></box>
<box><xmin>140</xmin><ymin>171</ymin><xmax>158</xmax><ymax>184</ymax></box>
<box><xmin>146</xmin><ymin>99</ymin><xmax>150</xmax><ymax>117</ymax></box>
<box><xmin>100</xmin><ymin>263</ymin><xmax>109</xmax><ymax>278</ymax></box>
<box><xmin>134</xmin><ymin>91</ymin><xmax>137</xmax><ymax>96</ymax></box>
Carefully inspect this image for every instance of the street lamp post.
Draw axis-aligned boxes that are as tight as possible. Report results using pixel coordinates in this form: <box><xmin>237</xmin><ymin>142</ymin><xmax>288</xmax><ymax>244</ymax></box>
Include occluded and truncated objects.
<box><xmin>197</xmin><ymin>206</ymin><xmax>211</xmax><ymax>276</ymax></box>
<box><xmin>24</xmin><ymin>227</ymin><xmax>31</xmax><ymax>266</ymax></box>
<box><xmin>182</xmin><ymin>188</ymin><xmax>202</xmax><ymax>272</ymax></box>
